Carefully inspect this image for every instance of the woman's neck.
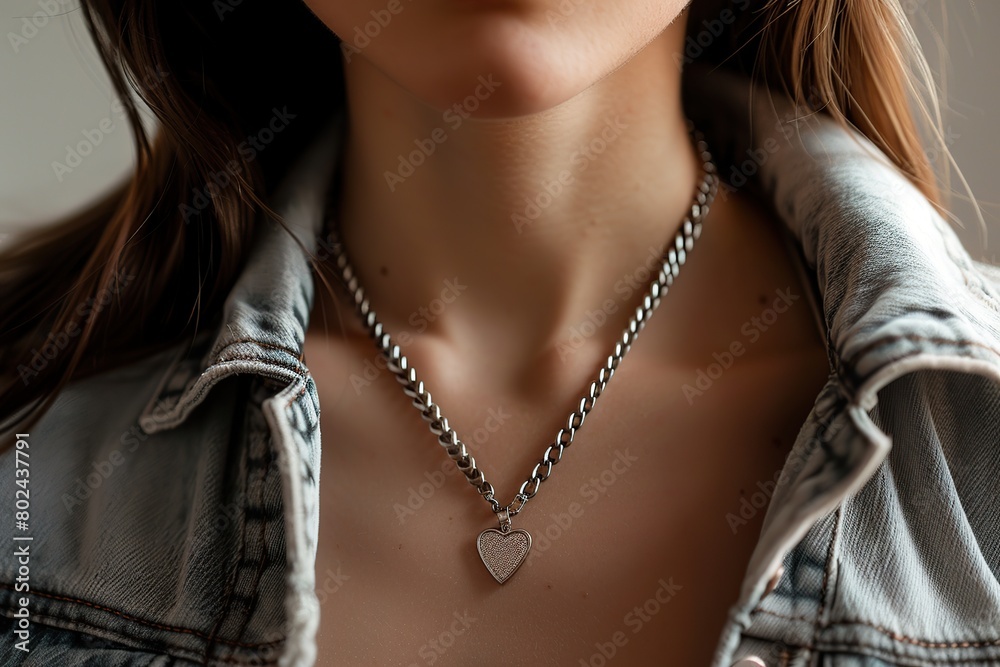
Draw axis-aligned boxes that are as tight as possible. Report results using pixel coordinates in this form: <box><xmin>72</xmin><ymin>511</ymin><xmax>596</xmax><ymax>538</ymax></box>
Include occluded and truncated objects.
<box><xmin>333</xmin><ymin>13</ymin><xmax>700</xmax><ymax>358</ymax></box>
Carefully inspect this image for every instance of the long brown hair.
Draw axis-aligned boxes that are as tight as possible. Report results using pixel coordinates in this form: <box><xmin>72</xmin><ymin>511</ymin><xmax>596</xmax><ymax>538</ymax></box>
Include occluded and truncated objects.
<box><xmin>0</xmin><ymin>0</ymin><xmax>958</xmax><ymax>434</ymax></box>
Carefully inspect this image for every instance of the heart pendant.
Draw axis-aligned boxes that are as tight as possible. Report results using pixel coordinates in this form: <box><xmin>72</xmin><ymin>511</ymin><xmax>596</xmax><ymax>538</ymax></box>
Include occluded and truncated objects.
<box><xmin>477</xmin><ymin>527</ymin><xmax>531</xmax><ymax>584</ymax></box>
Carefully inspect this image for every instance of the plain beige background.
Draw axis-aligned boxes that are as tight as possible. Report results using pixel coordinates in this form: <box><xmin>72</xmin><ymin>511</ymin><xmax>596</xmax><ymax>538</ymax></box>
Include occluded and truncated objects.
<box><xmin>0</xmin><ymin>0</ymin><xmax>996</xmax><ymax>260</ymax></box>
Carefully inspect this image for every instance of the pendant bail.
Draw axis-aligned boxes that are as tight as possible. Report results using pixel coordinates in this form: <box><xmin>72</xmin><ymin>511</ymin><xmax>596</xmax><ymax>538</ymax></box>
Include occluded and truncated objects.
<box><xmin>497</xmin><ymin>507</ymin><xmax>512</xmax><ymax>533</ymax></box>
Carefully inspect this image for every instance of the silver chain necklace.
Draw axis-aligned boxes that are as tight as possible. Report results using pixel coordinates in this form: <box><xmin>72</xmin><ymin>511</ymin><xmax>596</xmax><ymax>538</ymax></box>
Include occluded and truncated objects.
<box><xmin>325</xmin><ymin>126</ymin><xmax>719</xmax><ymax>584</ymax></box>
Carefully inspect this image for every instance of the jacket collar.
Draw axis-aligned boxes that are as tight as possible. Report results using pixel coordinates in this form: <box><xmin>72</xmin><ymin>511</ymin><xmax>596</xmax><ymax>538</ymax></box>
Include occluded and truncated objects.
<box><xmin>683</xmin><ymin>65</ymin><xmax>1000</xmax><ymax>616</ymax></box>
<box><xmin>139</xmin><ymin>117</ymin><xmax>344</xmax><ymax>433</ymax></box>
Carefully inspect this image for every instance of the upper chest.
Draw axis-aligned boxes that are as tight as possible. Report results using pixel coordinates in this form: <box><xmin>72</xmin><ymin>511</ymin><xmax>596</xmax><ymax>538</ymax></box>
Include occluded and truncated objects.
<box><xmin>305</xmin><ymin>319</ymin><xmax>830</xmax><ymax>666</ymax></box>
<box><xmin>302</xmin><ymin>189</ymin><xmax>834</xmax><ymax>666</ymax></box>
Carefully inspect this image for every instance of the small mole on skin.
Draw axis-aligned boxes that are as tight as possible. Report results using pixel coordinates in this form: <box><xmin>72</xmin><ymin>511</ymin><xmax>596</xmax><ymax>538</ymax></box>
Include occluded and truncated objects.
<box><xmin>397</xmin><ymin>543</ymin><xmax>403</xmax><ymax>550</ymax></box>
<box><xmin>546</xmin><ymin>583</ymin><xmax>553</xmax><ymax>590</ymax></box>
<box><xmin>380</xmin><ymin>266</ymin><xmax>389</xmax><ymax>277</ymax></box>
<box><xmin>582</xmin><ymin>591</ymin><xmax>589</xmax><ymax>599</ymax></box>
<box><xmin>739</xmin><ymin>488</ymin><xmax>746</xmax><ymax>496</ymax></box>
<box><xmin>758</xmin><ymin>294</ymin><xmax>768</xmax><ymax>305</ymax></box>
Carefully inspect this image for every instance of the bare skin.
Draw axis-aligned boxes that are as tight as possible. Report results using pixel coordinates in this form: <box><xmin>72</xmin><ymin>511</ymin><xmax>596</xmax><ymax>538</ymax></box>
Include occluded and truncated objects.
<box><xmin>304</xmin><ymin>184</ymin><xmax>830</xmax><ymax>666</ymax></box>
<box><xmin>300</xmin><ymin>6</ymin><xmax>831</xmax><ymax>665</ymax></box>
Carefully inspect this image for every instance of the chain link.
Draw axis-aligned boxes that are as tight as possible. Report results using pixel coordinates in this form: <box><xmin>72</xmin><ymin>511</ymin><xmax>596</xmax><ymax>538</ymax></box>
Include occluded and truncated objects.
<box><xmin>326</xmin><ymin>127</ymin><xmax>719</xmax><ymax>519</ymax></box>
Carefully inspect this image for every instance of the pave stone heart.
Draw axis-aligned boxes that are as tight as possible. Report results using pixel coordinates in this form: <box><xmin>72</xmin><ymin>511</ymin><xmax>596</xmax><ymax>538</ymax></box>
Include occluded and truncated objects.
<box><xmin>477</xmin><ymin>528</ymin><xmax>532</xmax><ymax>584</ymax></box>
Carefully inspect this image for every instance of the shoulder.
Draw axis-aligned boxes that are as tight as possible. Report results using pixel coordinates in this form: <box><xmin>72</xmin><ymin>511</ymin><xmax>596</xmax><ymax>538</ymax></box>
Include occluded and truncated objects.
<box><xmin>0</xmin><ymin>334</ymin><xmax>293</xmax><ymax>664</ymax></box>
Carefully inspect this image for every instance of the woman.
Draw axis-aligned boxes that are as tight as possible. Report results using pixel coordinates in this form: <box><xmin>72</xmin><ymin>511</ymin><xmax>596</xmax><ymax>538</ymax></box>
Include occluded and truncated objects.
<box><xmin>2</xmin><ymin>0</ymin><xmax>999</xmax><ymax>665</ymax></box>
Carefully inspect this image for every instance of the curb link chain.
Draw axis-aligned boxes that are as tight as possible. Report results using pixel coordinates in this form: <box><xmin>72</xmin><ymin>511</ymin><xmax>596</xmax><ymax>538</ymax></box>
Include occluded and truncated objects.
<box><xmin>325</xmin><ymin>124</ymin><xmax>719</xmax><ymax>521</ymax></box>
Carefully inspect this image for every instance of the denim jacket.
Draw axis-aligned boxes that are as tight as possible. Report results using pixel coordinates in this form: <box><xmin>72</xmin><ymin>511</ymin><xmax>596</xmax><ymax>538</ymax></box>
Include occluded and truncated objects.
<box><xmin>2</xmin><ymin>65</ymin><xmax>1000</xmax><ymax>667</ymax></box>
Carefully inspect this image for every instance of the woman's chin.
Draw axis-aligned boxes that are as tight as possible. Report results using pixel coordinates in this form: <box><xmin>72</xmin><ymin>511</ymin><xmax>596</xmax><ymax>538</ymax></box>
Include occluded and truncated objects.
<box><xmin>341</xmin><ymin>12</ymin><xmax>618</xmax><ymax>119</ymax></box>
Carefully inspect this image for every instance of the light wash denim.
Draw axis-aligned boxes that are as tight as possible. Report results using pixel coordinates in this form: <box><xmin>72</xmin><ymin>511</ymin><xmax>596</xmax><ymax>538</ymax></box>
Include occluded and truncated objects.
<box><xmin>2</xmin><ymin>65</ymin><xmax>1000</xmax><ymax>666</ymax></box>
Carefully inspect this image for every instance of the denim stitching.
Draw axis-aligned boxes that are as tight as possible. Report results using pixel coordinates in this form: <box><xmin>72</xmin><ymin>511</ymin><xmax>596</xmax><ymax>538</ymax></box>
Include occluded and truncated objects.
<box><xmin>284</xmin><ymin>379</ymin><xmax>309</xmax><ymax>409</ymax></box>
<box><xmin>752</xmin><ymin>609</ymin><xmax>1000</xmax><ymax>649</ymax></box>
<box><xmin>10</xmin><ymin>611</ymin><xmax>285</xmax><ymax>666</ymax></box>
<box><xmin>203</xmin><ymin>384</ymin><xmax>257</xmax><ymax>664</ymax></box>
<box><xmin>148</xmin><ymin>344</ymin><xmax>306</xmax><ymax>422</ymax></box>
<box><xmin>816</xmin><ymin>506</ymin><xmax>841</xmax><ymax>625</ymax></box>
<box><xmin>753</xmin><ymin>608</ymin><xmax>823</xmax><ymax>623</ymax></box>
<box><xmin>234</xmin><ymin>391</ymin><xmax>275</xmax><ymax>642</ymax></box>
<box><xmin>0</xmin><ymin>586</ymin><xmax>283</xmax><ymax>648</ymax></box>
<box><xmin>812</xmin><ymin>640</ymin><xmax>1000</xmax><ymax>665</ymax></box>
<box><xmin>208</xmin><ymin>356</ymin><xmax>306</xmax><ymax>378</ymax></box>
<box><xmin>7</xmin><ymin>611</ymin><xmax>212</xmax><ymax>665</ymax></box>
<box><xmin>831</xmin><ymin>620</ymin><xmax>1000</xmax><ymax>650</ymax></box>
<box><xmin>210</xmin><ymin>338</ymin><xmax>305</xmax><ymax>365</ymax></box>
<box><xmin>844</xmin><ymin>334</ymin><xmax>1000</xmax><ymax>373</ymax></box>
